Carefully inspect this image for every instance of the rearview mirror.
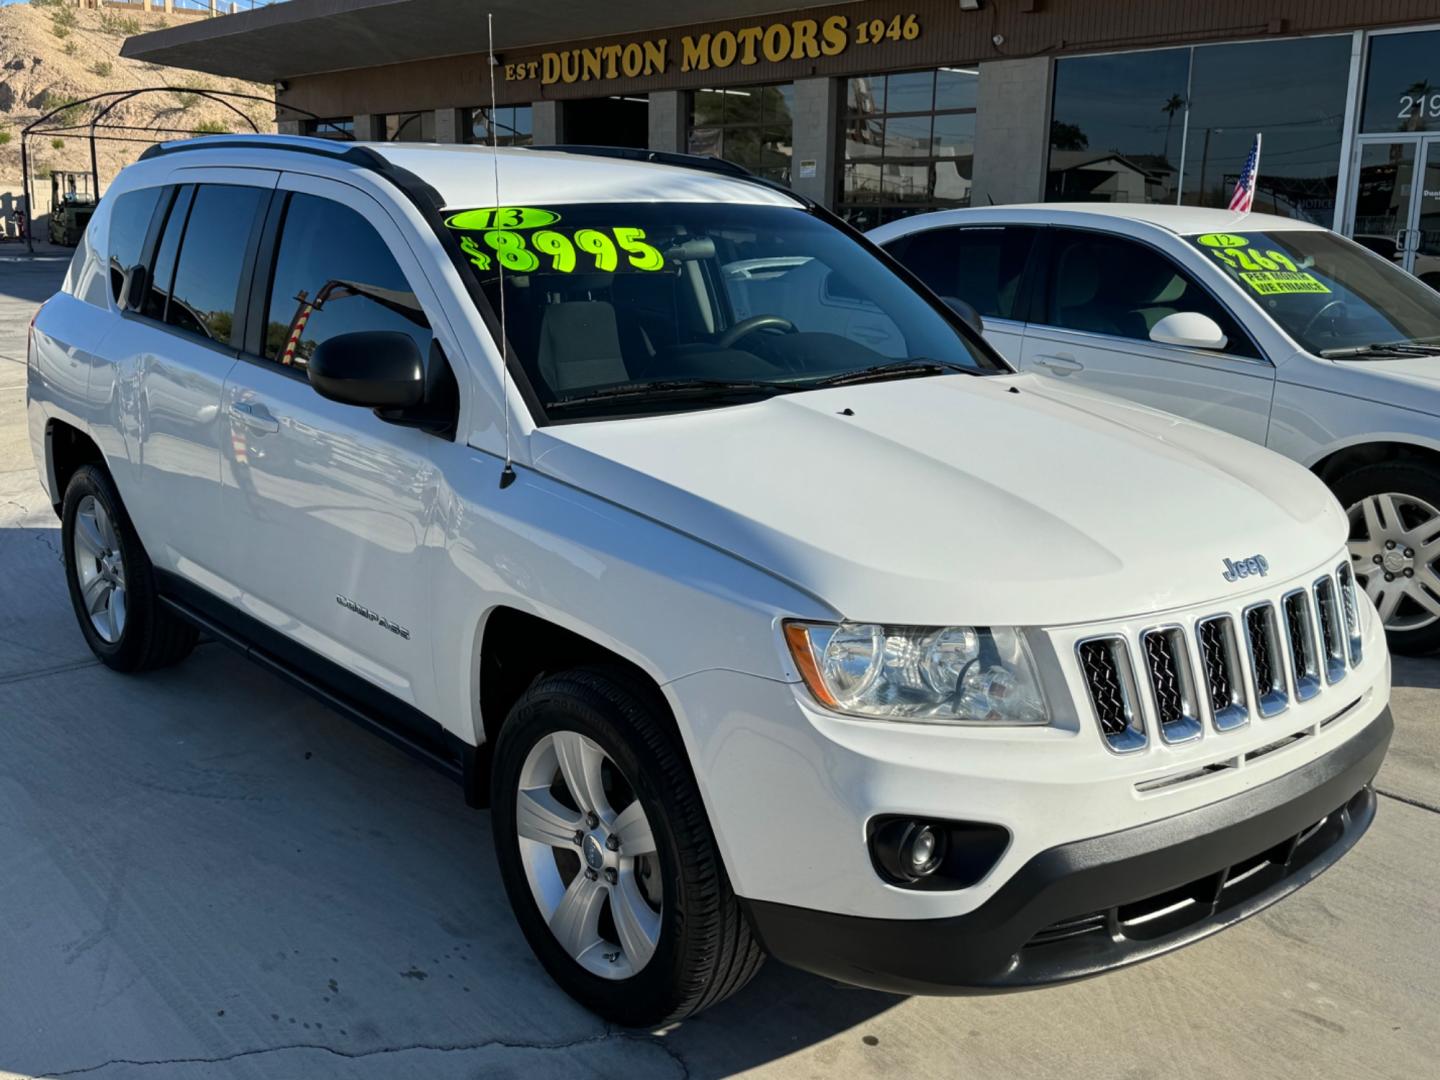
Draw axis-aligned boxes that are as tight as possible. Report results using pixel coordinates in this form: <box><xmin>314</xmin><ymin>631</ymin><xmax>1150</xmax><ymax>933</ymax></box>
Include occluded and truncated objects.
<box><xmin>942</xmin><ymin>296</ymin><xmax>984</xmax><ymax>337</ymax></box>
<box><xmin>308</xmin><ymin>331</ymin><xmax>425</xmax><ymax>409</ymax></box>
<box><xmin>1149</xmin><ymin>311</ymin><xmax>1227</xmax><ymax>351</ymax></box>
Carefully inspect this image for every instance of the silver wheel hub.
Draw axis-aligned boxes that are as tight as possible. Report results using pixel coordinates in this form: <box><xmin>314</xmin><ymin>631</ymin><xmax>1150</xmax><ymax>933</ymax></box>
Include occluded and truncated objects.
<box><xmin>1347</xmin><ymin>491</ymin><xmax>1440</xmax><ymax>633</ymax></box>
<box><xmin>515</xmin><ymin>730</ymin><xmax>662</xmax><ymax>980</ymax></box>
<box><xmin>72</xmin><ymin>495</ymin><xmax>128</xmax><ymax>645</ymax></box>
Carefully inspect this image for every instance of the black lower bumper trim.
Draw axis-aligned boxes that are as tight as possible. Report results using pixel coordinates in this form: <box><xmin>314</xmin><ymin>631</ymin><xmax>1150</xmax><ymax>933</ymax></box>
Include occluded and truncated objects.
<box><xmin>743</xmin><ymin>707</ymin><xmax>1391</xmax><ymax>994</ymax></box>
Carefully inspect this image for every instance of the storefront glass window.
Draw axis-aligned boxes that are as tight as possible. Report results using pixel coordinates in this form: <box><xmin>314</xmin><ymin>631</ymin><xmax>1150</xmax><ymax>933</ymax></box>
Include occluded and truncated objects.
<box><xmin>1180</xmin><ymin>37</ymin><xmax>1350</xmax><ymax>221</ymax></box>
<box><xmin>303</xmin><ymin>117</ymin><xmax>353</xmax><ymax>141</ymax></box>
<box><xmin>688</xmin><ymin>84</ymin><xmax>794</xmax><ymax>184</ymax></box>
<box><xmin>382</xmin><ymin>112</ymin><xmax>435</xmax><ymax>142</ymax></box>
<box><xmin>1047</xmin><ymin>48</ymin><xmax>1189</xmax><ymax>204</ymax></box>
<box><xmin>1048</xmin><ymin>36</ymin><xmax>1350</xmax><ymax>224</ymax></box>
<box><xmin>467</xmin><ymin>105</ymin><xmax>534</xmax><ymax>146</ymax></box>
<box><xmin>839</xmin><ymin>67</ymin><xmax>978</xmax><ymax>229</ymax></box>
<box><xmin>1361</xmin><ymin>30</ymin><xmax>1440</xmax><ymax>134</ymax></box>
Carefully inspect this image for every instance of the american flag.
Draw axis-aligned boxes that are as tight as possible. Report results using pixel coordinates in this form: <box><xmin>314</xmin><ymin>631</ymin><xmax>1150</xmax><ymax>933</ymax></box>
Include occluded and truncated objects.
<box><xmin>1229</xmin><ymin>133</ymin><xmax>1262</xmax><ymax>214</ymax></box>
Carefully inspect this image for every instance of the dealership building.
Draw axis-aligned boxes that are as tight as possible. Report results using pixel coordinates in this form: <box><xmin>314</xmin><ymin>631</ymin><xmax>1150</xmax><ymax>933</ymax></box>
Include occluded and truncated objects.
<box><xmin>125</xmin><ymin>0</ymin><xmax>1440</xmax><ymax>267</ymax></box>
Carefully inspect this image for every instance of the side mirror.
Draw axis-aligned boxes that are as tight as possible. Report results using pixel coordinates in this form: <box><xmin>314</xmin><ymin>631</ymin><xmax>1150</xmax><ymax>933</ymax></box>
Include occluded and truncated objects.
<box><xmin>308</xmin><ymin>331</ymin><xmax>425</xmax><ymax>409</ymax></box>
<box><xmin>1149</xmin><ymin>311</ymin><xmax>1227</xmax><ymax>351</ymax></box>
<box><xmin>122</xmin><ymin>264</ymin><xmax>148</xmax><ymax>311</ymax></box>
<box><xmin>942</xmin><ymin>296</ymin><xmax>984</xmax><ymax>337</ymax></box>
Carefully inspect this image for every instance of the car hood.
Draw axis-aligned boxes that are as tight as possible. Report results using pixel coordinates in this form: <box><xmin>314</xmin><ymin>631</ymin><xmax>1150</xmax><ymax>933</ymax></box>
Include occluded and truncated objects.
<box><xmin>1315</xmin><ymin>353</ymin><xmax>1440</xmax><ymax>413</ymax></box>
<box><xmin>531</xmin><ymin>372</ymin><xmax>1347</xmax><ymax>626</ymax></box>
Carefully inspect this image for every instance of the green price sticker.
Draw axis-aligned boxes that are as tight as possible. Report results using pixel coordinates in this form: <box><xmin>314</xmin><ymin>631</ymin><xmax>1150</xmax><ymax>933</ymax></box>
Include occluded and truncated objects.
<box><xmin>455</xmin><ymin>223</ymin><xmax>666</xmax><ymax>276</ymax></box>
<box><xmin>444</xmin><ymin>206</ymin><xmax>560</xmax><ymax>231</ymax></box>
<box><xmin>1196</xmin><ymin>233</ymin><xmax>1251</xmax><ymax>249</ymax></box>
<box><xmin>1237</xmin><ymin>271</ymin><xmax>1331</xmax><ymax>295</ymax></box>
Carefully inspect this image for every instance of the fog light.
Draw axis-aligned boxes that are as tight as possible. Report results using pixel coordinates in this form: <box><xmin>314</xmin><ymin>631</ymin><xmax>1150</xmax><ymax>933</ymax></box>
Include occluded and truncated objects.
<box><xmin>871</xmin><ymin>819</ymin><xmax>946</xmax><ymax>883</ymax></box>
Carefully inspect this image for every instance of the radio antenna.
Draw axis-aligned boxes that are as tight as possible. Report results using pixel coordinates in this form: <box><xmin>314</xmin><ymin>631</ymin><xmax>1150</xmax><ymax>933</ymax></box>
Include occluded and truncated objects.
<box><xmin>489</xmin><ymin>11</ymin><xmax>516</xmax><ymax>489</ymax></box>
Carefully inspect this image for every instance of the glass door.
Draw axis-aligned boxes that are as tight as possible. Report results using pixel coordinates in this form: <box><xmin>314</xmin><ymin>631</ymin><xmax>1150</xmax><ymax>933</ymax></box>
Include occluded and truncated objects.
<box><xmin>1347</xmin><ymin>136</ymin><xmax>1440</xmax><ymax>291</ymax></box>
<box><xmin>1413</xmin><ymin>137</ymin><xmax>1440</xmax><ymax>290</ymax></box>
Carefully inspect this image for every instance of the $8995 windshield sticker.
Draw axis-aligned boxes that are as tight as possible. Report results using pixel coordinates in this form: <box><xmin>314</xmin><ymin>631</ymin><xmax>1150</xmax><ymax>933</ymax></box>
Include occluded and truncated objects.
<box><xmin>1194</xmin><ymin>233</ymin><xmax>1331</xmax><ymax>296</ymax></box>
<box><xmin>444</xmin><ymin>206</ymin><xmax>667</xmax><ymax>276</ymax></box>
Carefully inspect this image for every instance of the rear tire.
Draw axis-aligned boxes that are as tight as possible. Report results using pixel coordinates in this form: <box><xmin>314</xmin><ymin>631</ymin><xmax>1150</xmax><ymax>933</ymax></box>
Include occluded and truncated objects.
<box><xmin>61</xmin><ymin>464</ymin><xmax>198</xmax><ymax>672</ymax></box>
<box><xmin>1332</xmin><ymin>461</ymin><xmax>1440</xmax><ymax>656</ymax></box>
<box><xmin>490</xmin><ymin>667</ymin><xmax>764</xmax><ymax>1026</ymax></box>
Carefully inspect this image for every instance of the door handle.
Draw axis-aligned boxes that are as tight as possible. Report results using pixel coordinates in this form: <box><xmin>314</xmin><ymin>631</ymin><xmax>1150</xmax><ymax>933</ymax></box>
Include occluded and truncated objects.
<box><xmin>229</xmin><ymin>401</ymin><xmax>280</xmax><ymax>434</ymax></box>
<box><xmin>1032</xmin><ymin>354</ymin><xmax>1084</xmax><ymax>376</ymax></box>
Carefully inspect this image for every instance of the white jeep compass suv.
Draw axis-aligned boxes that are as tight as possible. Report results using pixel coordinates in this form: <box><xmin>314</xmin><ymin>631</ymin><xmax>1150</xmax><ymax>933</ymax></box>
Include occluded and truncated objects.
<box><xmin>28</xmin><ymin>136</ymin><xmax>1392</xmax><ymax>1025</ymax></box>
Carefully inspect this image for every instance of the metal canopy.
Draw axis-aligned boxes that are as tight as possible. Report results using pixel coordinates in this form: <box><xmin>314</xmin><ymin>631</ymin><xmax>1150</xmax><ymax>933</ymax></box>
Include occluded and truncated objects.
<box><xmin>121</xmin><ymin>0</ymin><xmax>851</xmax><ymax>83</ymax></box>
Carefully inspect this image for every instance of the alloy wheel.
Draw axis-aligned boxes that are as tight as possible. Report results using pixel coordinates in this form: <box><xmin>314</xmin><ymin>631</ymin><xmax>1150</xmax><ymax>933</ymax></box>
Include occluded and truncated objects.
<box><xmin>1347</xmin><ymin>491</ymin><xmax>1440</xmax><ymax>632</ymax></box>
<box><xmin>515</xmin><ymin>730</ymin><xmax>663</xmax><ymax>980</ymax></box>
<box><xmin>72</xmin><ymin>494</ymin><xmax>128</xmax><ymax>644</ymax></box>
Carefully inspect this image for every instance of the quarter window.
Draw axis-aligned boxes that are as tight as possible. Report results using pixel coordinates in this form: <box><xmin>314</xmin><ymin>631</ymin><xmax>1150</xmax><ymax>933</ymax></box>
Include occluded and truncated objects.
<box><xmin>140</xmin><ymin>184</ymin><xmax>191</xmax><ymax>323</ymax></box>
<box><xmin>164</xmin><ymin>184</ymin><xmax>267</xmax><ymax>345</ymax></box>
<box><xmin>1043</xmin><ymin>230</ymin><xmax>1252</xmax><ymax>354</ymax></box>
<box><xmin>262</xmin><ymin>193</ymin><xmax>431</xmax><ymax>371</ymax></box>
<box><xmin>106</xmin><ymin>186</ymin><xmax>163</xmax><ymax>304</ymax></box>
<box><xmin>885</xmin><ymin>226</ymin><xmax>1036</xmax><ymax>320</ymax></box>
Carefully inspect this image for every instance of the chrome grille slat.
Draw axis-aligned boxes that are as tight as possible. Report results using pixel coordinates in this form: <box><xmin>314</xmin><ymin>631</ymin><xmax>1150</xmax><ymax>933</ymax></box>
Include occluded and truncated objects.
<box><xmin>1282</xmin><ymin>589</ymin><xmax>1322</xmax><ymax>702</ymax></box>
<box><xmin>1244</xmin><ymin>602</ymin><xmax>1289</xmax><ymax>717</ymax></box>
<box><xmin>1196</xmin><ymin>615</ymin><xmax>1248</xmax><ymax>731</ymax></box>
<box><xmin>1313</xmin><ymin>575</ymin><xmax>1347</xmax><ymax>685</ymax></box>
<box><xmin>1140</xmin><ymin>626</ymin><xmax>1201</xmax><ymax>743</ymax></box>
<box><xmin>1076</xmin><ymin>636</ymin><xmax>1146</xmax><ymax>753</ymax></box>
<box><xmin>1337</xmin><ymin>562</ymin><xmax>1363</xmax><ymax>666</ymax></box>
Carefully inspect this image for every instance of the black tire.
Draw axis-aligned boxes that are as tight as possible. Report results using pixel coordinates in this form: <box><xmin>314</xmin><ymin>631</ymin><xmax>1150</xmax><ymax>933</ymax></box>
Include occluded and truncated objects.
<box><xmin>1331</xmin><ymin>460</ymin><xmax>1440</xmax><ymax>656</ymax></box>
<box><xmin>491</xmin><ymin>667</ymin><xmax>764</xmax><ymax>1026</ymax></box>
<box><xmin>61</xmin><ymin>464</ymin><xmax>198</xmax><ymax>672</ymax></box>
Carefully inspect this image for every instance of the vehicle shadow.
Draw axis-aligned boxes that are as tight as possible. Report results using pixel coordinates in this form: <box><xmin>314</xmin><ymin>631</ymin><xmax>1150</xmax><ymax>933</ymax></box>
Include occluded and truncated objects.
<box><xmin>1391</xmin><ymin>655</ymin><xmax>1440</xmax><ymax>690</ymax></box>
<box><xmin>0</xmin><ymin>538</ymin><xmax>901</xmax><ymax>1077</ymax></box>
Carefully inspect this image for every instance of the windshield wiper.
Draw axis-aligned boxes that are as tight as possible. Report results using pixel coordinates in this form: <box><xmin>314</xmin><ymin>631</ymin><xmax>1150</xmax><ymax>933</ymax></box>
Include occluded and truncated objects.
<box><xmin>1319</xmin><ymin>341</ymin><xmax>1440</xmax><ymax>358</ymax></box>
<box><xmin>800</xmin><ymin>358</ymin><xmax>974</xmax><ymax>389</ymax></box>
<box><xmin>545</xmin><ymin>377</ymin><xmax>790</xmax><ymax>409</ymax></box>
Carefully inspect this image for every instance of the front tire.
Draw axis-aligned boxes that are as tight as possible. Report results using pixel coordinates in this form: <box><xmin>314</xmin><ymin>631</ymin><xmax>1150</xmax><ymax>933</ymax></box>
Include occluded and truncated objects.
<box><xmin>490</xmin><ymin>667</ymin><xmax>763</xmax><ymax>1026</ymax></box>
<box><xmin>61</xmin><ymin>465</ymin><xmax>198</xmax><ymax>672</ymax></box>
<box><xmin>1332</xmin><ymin>461</ymin><xmax>1440</xmax><ymax>656</ymax></box>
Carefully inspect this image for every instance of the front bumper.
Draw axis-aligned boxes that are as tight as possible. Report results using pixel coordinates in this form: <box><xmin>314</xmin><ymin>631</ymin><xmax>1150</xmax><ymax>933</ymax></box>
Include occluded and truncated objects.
<box><xmin>743</xmin><ymin>706</ymin><xmax>1390</xmax><ymax>994</ymax></box>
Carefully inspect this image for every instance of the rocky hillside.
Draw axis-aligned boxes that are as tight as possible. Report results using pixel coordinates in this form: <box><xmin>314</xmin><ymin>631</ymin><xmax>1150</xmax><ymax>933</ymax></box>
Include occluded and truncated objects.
<box><xmin>0</xmin><ymin>2</ymin><xmax>273</xmax><ymax>190</ymax></box>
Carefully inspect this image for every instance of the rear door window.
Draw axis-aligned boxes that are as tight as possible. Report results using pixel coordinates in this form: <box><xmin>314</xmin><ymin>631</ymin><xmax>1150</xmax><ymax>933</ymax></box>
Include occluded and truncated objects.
<box><xmin>140</xmin><ymin>184</ymin><xmax>191</xmax><ymax>323</ymax></box>
<box><xmin>885</xmin><ymin>225</ymin><xmax>1037</xmax><ymax>320</ymax></box>
<box><xmin>260</xmin><ymin>192</ymin><xmax>431</xmax><ymax>371</ymax></box>
<box><xmin>163</xmin><ymin>184</ymin><xmax>267</xmax><ymax>345</ymax></box>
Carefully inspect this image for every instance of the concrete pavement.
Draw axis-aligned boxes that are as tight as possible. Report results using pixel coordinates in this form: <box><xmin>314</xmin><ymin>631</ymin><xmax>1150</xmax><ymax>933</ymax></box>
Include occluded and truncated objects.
<box><xmin>1</xmin><ymin>257</ymin><xmax>1437</xmax><ymax>1079</ymax></box>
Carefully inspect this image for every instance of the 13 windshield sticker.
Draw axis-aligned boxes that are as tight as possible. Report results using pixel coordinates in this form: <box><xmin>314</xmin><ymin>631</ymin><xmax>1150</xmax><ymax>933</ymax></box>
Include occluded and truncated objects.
<box><xmin>444</xmin><ymin>206</ymin><xmax>666</xmax><ymax>275</ymax></box>
<box><xmin>1194</xmin><ymin>233</ymin><xmax>1331</xmax><ymax>296</ymax></box>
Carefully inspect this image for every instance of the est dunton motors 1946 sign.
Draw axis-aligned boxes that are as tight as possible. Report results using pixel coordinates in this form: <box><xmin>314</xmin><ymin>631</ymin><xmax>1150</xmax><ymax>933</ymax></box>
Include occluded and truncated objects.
<box><xmin>504</xmin><ymin>12</ymin><xmax>923</xmax><ymax>86</ymax></box>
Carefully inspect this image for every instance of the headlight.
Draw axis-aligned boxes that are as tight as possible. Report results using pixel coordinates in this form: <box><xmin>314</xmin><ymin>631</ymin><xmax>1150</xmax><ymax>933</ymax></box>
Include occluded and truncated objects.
<box><xmin>783</xmin><ymin>621</ymin><xmax>1048</xmax><ymax>725</ymax></box>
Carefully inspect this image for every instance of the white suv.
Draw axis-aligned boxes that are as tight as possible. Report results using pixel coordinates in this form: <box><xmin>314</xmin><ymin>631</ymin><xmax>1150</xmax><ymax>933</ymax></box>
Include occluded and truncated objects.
<box><xmin>871</xmin><ymin>205</ymin><xmax>1440</xmax><ymax>655</ymax></box>
<box><xmin>28</xmin><ymin>137</ymin><xmax>1392</xmax><ymax>1025</ymax></box>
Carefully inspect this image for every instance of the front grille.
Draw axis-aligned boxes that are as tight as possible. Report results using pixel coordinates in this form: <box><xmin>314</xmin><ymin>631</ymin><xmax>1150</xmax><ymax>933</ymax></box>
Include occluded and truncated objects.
<box><xmin>1313</xmin><ymin>575</ymin><xmax>1347</xmax><ymax>685</ymax></box>
<box><xmin>1140</xmin><ymin>627</ymin><xmax>1201</xmax><ymax>743</ymax></box>
<box><xmin>1076</xmin><ymin>637</ymin><xmax>1145</xmax><ymax>752</ymax></box>
<box><xmin>1196</xmin><ymin>615</ymin><xmax>1248</xmax><ymax>731</ymax></box>
<box><xmin>1244</xmin><ymin>603</ymin><xmax>1289</xmax><ymax>716</ymax></box>
<box><xmin>1074</xmin><ymin>565</ymin><xmax>1363</xmax><ymax>749</ymax></box>
<box><xmin>1282</xmin><ymin>590</ymin><xmax>1322</xmax><ymax>702</ymax></box>
<box><xmin>1337</xmin><ymin>562</ymin><xmax>1363</xmax><ymax>666</ymax></box>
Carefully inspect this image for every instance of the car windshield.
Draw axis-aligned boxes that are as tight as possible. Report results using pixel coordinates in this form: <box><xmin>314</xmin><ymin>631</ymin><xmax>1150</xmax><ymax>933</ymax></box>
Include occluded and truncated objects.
<box><xmin>450</xmin><ymin>201</ymin><xmax>998</xmax><ymax>419</ymax></box>
<box><xmin>1187</xmin><ymin>229</ymin><xmax>1440</xmax><ymax>357</ymax></box>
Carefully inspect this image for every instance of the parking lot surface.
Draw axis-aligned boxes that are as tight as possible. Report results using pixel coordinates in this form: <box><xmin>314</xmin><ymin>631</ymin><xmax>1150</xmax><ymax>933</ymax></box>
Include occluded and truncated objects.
<box><xmin>1</xmin><ymin>256</ymin><xmax>1437</xmax><ymax>1079</ymax></box>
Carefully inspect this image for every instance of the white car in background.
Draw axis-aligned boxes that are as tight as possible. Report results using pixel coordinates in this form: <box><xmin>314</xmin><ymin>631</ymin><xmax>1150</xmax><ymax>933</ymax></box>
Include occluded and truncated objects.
<box><xmin>872</xmin><ymin>205</ymin><xmax>1440</xmax><ymax>655</ymax></box>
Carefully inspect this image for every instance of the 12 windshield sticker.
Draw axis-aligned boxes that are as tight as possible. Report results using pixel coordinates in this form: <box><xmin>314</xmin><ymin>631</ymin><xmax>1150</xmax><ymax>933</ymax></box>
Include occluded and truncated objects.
<box><xmin>1195</xmin><ymin>233</ymin><xmax>1331</xmax><ymax>296</ymax></box>
<box><xmin>444</xmin><ymin>207</ymin><xmax>667</xmax><ymax>275</ymax></box>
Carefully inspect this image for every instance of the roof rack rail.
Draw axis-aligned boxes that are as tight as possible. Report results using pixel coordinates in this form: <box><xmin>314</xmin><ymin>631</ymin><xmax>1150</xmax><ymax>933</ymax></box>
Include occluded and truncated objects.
<box><xmin>527</xmin><ymin>144</ymin><xmax>757</xmax><ymax>180</ymax></box>
<box><xmin>138</xmin><ymin>133</ymin><xmax>362</xmax><ymax>163</ymax></box>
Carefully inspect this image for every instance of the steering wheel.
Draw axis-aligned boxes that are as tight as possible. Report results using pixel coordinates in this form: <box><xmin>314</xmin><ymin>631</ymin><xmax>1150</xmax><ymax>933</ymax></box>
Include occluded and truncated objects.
<box><xmin>717</xmin><ymin>314</ymin><xmax>797</xmax><ymax>349</ymax></box>
<box><xmin>1299</xmin><ymin>298</ymin><xmax>1347</xmax><ymax>341</ymax></box>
